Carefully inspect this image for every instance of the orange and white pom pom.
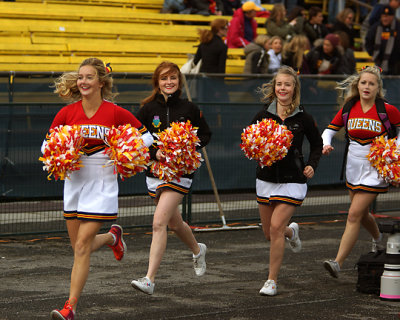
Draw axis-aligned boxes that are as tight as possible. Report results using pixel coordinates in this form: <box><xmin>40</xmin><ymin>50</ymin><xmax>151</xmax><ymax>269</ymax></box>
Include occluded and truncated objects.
<box><xmin>240</xmin><ymin>118</ymin><xmax>293</xmax><ymax>167</ymax></box>
<box><xmin>368</xmin><ymin>135</ymin><xmax>400</xmax><ymax>184</ymax></box>
<box><xmin>39</xmin><ymin>125</ymin><xmax>85</xmax><ymax>180</ymax></box>
<box><xmin>150</xmin><ymin>121</ymin><xmax>203</xmax><ymax>182</ymax></box>
<box><xmin>104</xmin><ymin>124</ymin><xmax>150</xmax><ymax>180</ymax></box>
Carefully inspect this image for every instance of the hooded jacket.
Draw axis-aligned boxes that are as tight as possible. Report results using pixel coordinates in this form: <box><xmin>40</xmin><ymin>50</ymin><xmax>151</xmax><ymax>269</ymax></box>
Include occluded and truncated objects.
<box><xmin>243</xmin><ymin>42</ymin><xmax>269</xmax><ymax>74</ymax></box>
<box><xmin>136</xmin><ymin>91</ymin><xmax>212</xmax><ymax>178</ymax></box>
<box><xmin>249</xmin><ymin>101</ymin><xmax>323</xmax><ymax>183</ymax></box>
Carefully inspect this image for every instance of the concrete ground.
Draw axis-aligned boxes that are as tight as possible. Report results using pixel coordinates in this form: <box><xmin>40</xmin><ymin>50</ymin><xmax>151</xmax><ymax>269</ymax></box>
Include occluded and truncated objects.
<box><xmin>0</xmin><ymin>216</ymin><xmax>399</xmax><ymax>320</ymax></box>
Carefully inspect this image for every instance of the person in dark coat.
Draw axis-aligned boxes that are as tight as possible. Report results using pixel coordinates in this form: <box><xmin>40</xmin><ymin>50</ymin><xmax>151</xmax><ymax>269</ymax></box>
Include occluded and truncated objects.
<box><xmin>303</xmin><ymin>6</ymin><xmax>328</xmax><ymax>48</ymax></box>
<box><xmin>365</xmin><ymin>5</ymin><xmax>400</xmax><ymax>75</ymax></box>
<box><xmin>194</xmin><ymin>18</ymin><xmax>228</xmax><ymax>73</ymax></box>
<box><xmin>305</xmin><ymin>33</ymin><xmax>344</xmax><ymax>74</ymax></box>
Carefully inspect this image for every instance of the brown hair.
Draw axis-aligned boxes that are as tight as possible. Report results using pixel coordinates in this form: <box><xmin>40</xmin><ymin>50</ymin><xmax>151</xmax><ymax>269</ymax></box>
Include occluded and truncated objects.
<box><xmin>198</xmin><ymin>18</ymin><xmax>228</xmax><ymax>44</ymax></box>
<box><xmin>141</xmin><ymin>61</ymin><xmax>183</xmax><ymax>106</ymax></box>
<box><xmin>336</xmin><ymin>8</ymin><xmax>354</xmax><ymax>24</ymax></box>
<box><xmin>53</xmin><ymin>57</ymin><xmax>115</xmax><ymax>101</ymax></box>
<box><xmin>269</xmin><ymin>3</ymin><xmax>286</xmax><ymax>26</ymax></box>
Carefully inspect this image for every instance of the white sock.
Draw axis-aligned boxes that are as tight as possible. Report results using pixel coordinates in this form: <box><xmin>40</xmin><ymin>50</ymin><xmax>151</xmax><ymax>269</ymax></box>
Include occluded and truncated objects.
<box><xmin>110</xmin><ymin>233</ymin><xmax>117</xmax><ymax>246</ymax></box>
<box><xmin>290</xmin><ymin>227</ymin><xmax>296</xmax><ymax>241</ymax></box>
<box><xmin>374</xmin><ymin>233</ymin><xmax>383</xmax><ymax>243</ymax></box>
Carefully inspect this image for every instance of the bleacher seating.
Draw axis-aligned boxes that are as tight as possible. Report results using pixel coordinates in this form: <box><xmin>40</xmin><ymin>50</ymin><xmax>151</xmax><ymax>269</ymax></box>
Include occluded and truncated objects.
<box><xmin>0</xmin><ymin>1</ymin><xmax>371</xmax><ymax>74</ymax></box>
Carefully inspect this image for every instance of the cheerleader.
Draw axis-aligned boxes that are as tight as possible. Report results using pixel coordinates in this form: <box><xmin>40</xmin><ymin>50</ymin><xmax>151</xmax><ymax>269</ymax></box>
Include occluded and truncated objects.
<box><xmin>322</xmin><ymin>66</ymin><xmax>400</xmax><ymax>278</ymax></box>
<box><xmin>47</xmin><ymin>58</ymin><xmax>153</xmax><ymax>320</ymax></box>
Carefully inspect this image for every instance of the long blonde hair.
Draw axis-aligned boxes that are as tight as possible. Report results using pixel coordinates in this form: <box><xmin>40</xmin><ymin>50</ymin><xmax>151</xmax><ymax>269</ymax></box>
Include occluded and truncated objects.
<box><xmin>53</xmin><ymin>57</ymin><xmax>115</xmax><ymax>101</ymax></box>
<box><xmin>282</xmin><ymin>35</ymin><xmax>310</xmax><ymax>70</ymax></box>
<box><xmin>336</xmin><ymin>65</ymin><xmax>385</xmax><ymax>106</ymax></box>
<box><xmin>258</xmin><ymin>65</ymin><xmax>301</xmax><ymax>116</ymax></box>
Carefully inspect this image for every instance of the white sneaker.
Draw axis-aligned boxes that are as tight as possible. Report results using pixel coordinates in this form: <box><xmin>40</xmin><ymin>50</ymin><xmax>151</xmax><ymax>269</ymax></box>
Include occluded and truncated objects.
<box><xmin>287</xmin><ymin>222</ymin><xmax>301</xmax><ymax>253</ymax></box>
<box><xmin>131</xmin><ymin>276</ymin><xmax>155</xmax><ymax>295</ymax></box>
<box><xmin>193</xmin><ymin>243</ymin><xmax>207</xmax><ymax>276</ymax></box>
<box><xmin>259</xmin><ymin>279</ymin><xmax>277</xmax><ymax>296</ymax></box>
<box><xmin>371</xmin><ymin>234</ymin><xmax>385</xmax><ymax>252</ymax></box>
<box><xmin>323</xmin><ymin>260</ymin><xmax>340</xmax><ymax>278</ymax></box>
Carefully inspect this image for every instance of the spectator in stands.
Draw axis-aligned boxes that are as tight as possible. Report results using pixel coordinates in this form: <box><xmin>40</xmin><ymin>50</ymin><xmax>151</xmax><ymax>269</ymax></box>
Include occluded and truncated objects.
<box><xmin>322</xmin><ymin>65</ymin><xmax>400</xmax><ymax>279</ymax></box>
<box><xmin>249</xmin><ymin>65</ymin><xmax>323</xmax><ymax>296</ymax></box>
<box><xmin>335</xmin><ymin>31</ymin><xmax>356</xmax><ymax>75</ymax></box>
<box><xmin>240</xmin><ymin>0</ymin><xmax>270</xmax><ymax>17</ymax></box>
<box><xmin>282</xmin><ymin>34</ymin><xmax>310</xmax><ymax>74</ymax></box>
<box><xmin>131</xmin><ymin>61</ymin><xmax>211</xmax><ymax>295</ymax></box>
<box><xmin>304</xmin><ymin>6</ymin><xmax>329</xmax><ymax>48</ymax></box>
<box><xmin>286</xmin><ymin>5</ymin><xmax>307</xmax><ymax>35</ymax></box>
<box><xmin>161</xmin><ymin>0</ymin><xmax>186</xmax><ymax>13</ymax></box>
<box><xmin>365</xmin><ymin>5</ymin><xmax>400</xmax><ymax>74</ymax></box>
<box><xmin>361</xmin><ymin>0</ymin><xmax>400</xmax><ymax>50</ymax></box>
<box><xmin>305</xmin><ymin>33</ymin><xmax>344</xmax><ymax>75</ymax></box>
<box><xmin>181</xmin><ymin>0</ymin><xmax>224</xmax><ymax>15</ymax></box>
<box><xmin>47</xmin><ymin>58</ymin><xmax>154</xmax><ymax>320</ymax></box>
<box><xmin>267</xmin><ymin>35</ymin><xmax>283</xmax><ymax>74</ymax></box>
<box><xmin>227</xmin><ymin>1</ymin><xmax>261</xmax><ymax>48</ymax></box>
<box><xmin>265</xmin><ymin>3</ymin><xmax>296</xmax><ymax>42</ymax></box>
<box><xmin>221</xmin><ymin>0</ymin><xmax>241</xmax><ymax>15</ymax></box>
<box><xmin>243</xmin><ymin>34</ymin><xmax>270</xmax><ymax>74</ymax></box>
<box><xmin>332</xmin><ymin>8</ymin><xmax>358</xmax><ymax>49</ymax></box>
<box><xmin>194</xmin><ymin>18</ymin><xmax>229</xmax><ymax>73</ymax></box>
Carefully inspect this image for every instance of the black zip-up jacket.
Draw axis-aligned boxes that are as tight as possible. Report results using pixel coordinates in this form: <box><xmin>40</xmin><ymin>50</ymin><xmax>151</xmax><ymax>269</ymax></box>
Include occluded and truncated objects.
<box><xmin>136</xmin><ymin>91</ymin><xmax>212</xmax><ymax>178</ymax></box>
<box><xmin>250</xmin><ymin>101</ymin><xmax>323</xmax><ymax>184</ymax></box>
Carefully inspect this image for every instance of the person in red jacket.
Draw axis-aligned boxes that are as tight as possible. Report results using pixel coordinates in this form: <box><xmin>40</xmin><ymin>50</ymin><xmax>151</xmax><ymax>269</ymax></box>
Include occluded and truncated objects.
<box><xmin>227</xmin><ymin>1</ymin><xmax>260</xmax><ymax>48</ymax></box>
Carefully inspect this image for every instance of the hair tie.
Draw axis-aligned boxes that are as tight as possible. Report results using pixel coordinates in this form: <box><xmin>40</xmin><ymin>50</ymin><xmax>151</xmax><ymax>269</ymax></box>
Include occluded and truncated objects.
<box><xmin>361</xmin><ymin>65</ymin><xmax>382</xmax><ymax>73</ymax></box>
<box><xmin>105</xmin><ymin>63</ymin><xmax>112</xmax><ymax>74</ymax></box>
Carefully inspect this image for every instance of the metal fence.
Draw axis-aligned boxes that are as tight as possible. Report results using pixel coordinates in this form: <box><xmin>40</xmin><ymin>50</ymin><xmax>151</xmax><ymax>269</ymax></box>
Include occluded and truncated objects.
<box><xmin>1</xmin><ymin>73</ymin><xmax>399</xmax><ymax>236</ymax></box>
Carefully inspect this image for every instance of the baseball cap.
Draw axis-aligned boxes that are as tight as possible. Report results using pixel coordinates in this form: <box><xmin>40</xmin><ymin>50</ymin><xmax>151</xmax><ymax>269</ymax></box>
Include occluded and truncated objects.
<box><xmin>381</xmin><ymin>5</ymin><xmax>395</xmax><ymax>16</ymax></box>
<box><xmin>242</xmin><ymin>1</ymin><xmax>262</xmax><ymax>12</ymax></box>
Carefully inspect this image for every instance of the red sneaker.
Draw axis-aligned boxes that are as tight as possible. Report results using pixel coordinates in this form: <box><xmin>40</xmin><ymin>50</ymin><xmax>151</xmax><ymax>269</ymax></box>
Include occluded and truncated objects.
<box><xmin>50</xmin><ymin>299</ymin><xmax>75</xmax><ymax>320</ymax></box>
<box><xmin>108</xmin><ymin>224</ymin><xmax>127</xmax><ymax>261</ymax></box>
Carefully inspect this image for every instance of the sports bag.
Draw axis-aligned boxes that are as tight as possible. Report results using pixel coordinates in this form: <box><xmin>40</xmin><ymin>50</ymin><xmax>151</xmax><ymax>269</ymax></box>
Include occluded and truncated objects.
<box><xmin>356</xmin><ymin>249</ymin><xmax>386</xmax><ymax>295</ymax></box>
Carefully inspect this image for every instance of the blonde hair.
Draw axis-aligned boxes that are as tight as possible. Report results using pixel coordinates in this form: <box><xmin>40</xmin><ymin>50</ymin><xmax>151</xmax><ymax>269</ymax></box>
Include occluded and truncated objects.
<box><xmin>254</xmin><ymin>34</ymin><xmax>270</xmax><ymax>47</ymax></box>
<box><xmin>258</xmin><ymin>65</ymin><xmax>301</xmax><ymax>116</ymax></box>
<box><xmin>282</xmin><ymin>35</ymin><xmax>310</xmax><ymax>70</ymax></box>
<box><xmin>53</xmin><ymin>57</ymin><xmax>116</xmax><ymax>101</ymax></box>
<box><xmin>336</xmin><ymin>65</ymin><xmax>385</xmax><ymax>105</ymax></box>
<box><xmin>336</xmin><ymin>8</ymin><xmax>354</xmax><ymax>24</ymax></box>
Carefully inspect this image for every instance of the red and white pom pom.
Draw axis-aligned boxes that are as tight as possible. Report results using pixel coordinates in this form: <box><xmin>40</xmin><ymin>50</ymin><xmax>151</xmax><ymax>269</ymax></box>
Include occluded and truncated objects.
<box><xmin>368</xmin><ymin>135</ymin><xmax>400</xmax><ymax>184</ymax></box>
<box><xmin>39</xmin><ymin>125</ymin><xmax>85</xmax><ymax>180</ymax></box>
<box><xmin>104</xmin><ymin>124</ymin><xmax>150</xmax><ymax>180</ymax></box>
<box><xmin>150</xmin><ymin>121</ymin><xmax>203</xmax><ymax>182</ymax></box>
<box><xmin>240</xmin><ymin>118</ymin><xmax>293</xmax><ymax>167</ymax></box>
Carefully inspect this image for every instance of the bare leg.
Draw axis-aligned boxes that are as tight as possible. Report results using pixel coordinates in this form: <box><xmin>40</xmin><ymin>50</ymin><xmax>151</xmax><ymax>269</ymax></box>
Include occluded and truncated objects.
<box><xmin>168</xmin><ymin>207</ymin><xmax>200</xmax><ymax>255</ymax></box>
<box><xmin>267</xmin><ymin>203</ymin><xmax>296</xmax><ymax>282</ymax></box>
<box><xmin>146</xmin><ymin>190</ymin><xmax>185</xmax><ymax>282</ymax></box>
<box><xmin>68</xmin><ymin>221</ymin><xmax>102</xmax><ymax>311</ymax></box>
<box><xmin>335</xmin><ymin>191</ymin><xmax>378</xmax><ymax>266</ymax></box>
<box><xmin>259</xmin><ymin>203</ymin><xmax>296</xmax><ymax>282</ymax></box>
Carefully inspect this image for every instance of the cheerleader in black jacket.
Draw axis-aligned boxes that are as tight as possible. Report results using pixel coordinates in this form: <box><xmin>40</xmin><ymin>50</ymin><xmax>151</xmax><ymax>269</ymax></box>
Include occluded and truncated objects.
<box><xmin>250</xmin><ymin>66</ymin><xmax>323</xmax><ymax>296</ymax></box>
<box><xmin>131</xmin><ymin>61</ymin><xmax>212</xmax><ymax>295</ymax></box>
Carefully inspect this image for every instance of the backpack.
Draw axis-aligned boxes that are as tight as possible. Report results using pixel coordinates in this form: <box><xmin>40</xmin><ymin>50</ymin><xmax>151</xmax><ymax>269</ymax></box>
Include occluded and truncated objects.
<box><xmin>356</xmin><ymin>249</ymin><xmax>386</xmax><ymax>295</ymax></box>
<box><xmin>340</xmin><ymin>97</ymin><xmax>396</xmax><ymax>180</ymax></box>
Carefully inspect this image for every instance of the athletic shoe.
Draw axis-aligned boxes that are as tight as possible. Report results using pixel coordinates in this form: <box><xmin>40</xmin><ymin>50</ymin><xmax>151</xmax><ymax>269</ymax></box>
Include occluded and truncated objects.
<box><xmin>323</xmin><ymin>260</ymin><xmax>340</xmax><ymax>278</ymax></box>
<box><xmin>287</xmin><ymin>222</ymin><xmax>301</xmax><ymax>253</ymax></box>
<box><xmin>108</xmin><ymin>224</ymin><xmax>127</xmax><ymax>261</ymax></box>
<box><xmin>193</xmin><ymin>243</ymin><xmax>207</xmax><ymax>276</ymax></box>
<box><xmin>371</xmin><ymin>236</ymin><xmax>385</xmax><ymax>253</ymax></box>
<box><xmin>131</xmin><ymin>277</ymin><xmax>155</xmax><ymax>295</ymax></box>
<box><xmin>50</xmin><ymin>299</ymin><xmax>75</xmax><ymax>320</ymax></box>
<box><xmin>259</xmin><ymin>280</ymin><xmax>277</xmax><ymax>296</ymax></box>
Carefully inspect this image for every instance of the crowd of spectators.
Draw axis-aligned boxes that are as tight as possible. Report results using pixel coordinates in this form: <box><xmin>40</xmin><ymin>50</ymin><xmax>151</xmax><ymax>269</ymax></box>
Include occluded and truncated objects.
<box><xmin>164</xmin><ymin>0</ymin><xmax>400</xmax><ymax>75</ymax></box>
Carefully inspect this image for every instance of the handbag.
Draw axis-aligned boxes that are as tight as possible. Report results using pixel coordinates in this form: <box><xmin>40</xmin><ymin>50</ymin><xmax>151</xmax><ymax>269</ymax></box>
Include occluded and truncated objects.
<box><xmin>180</xmin><ymin>57</ymin><xmax>202</xmax><ymax>74</ymax></box>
